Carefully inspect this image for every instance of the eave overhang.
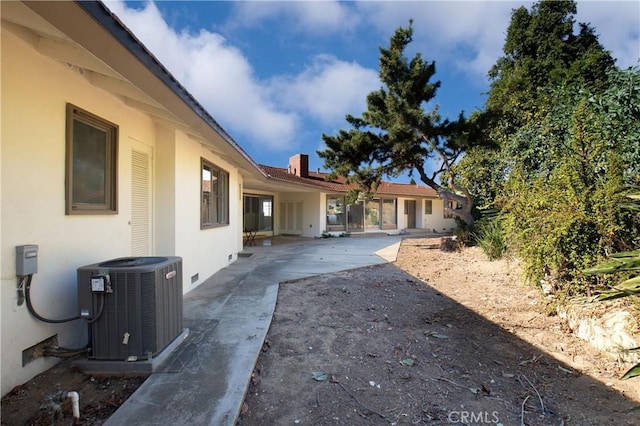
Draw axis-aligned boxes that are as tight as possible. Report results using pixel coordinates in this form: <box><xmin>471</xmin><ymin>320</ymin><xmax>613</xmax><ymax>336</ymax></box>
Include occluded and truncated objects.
<box><xmin>10</xmin><ymin>0</ymin><xmax>268</xmax><ymax>180</ymax></box>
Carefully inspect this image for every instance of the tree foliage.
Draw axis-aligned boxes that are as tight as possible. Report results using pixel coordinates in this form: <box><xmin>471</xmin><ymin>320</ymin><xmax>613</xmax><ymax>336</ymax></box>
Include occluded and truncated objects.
<box><xmin>501</xmin><ymin>66</ymin><xmax>640</xmax><ymax>293</ymax></box>
<box><xmin>457</xmin><ymin>0</ymin><xmax>617</xmax><ymax>210</ymax></box>
<box><xmin>486</xmin><ymin>0</ymin><xmax>614</xmax><ymax>142</ymax></box>
<box><xmin>318</xmin><ymin>22</ymin><xmax>487</xmax><ymax>225</ymax></box>
<box><xmin>457</xmin><ymin>0</ymin><xmax>640</xmax><ymax>297</ymax></box>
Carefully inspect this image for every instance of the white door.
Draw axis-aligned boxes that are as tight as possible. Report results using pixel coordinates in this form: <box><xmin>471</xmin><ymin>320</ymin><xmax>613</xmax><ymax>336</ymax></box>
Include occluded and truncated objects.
<box><xmin>131</xmin><ymin>141</ymin><xmax>153</xmax><ymax>256</ymax></box>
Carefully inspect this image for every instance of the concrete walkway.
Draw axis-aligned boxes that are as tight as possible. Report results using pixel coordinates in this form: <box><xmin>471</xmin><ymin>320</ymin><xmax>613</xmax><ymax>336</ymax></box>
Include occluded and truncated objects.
<box><xmin>105</xmin><ymin>234</ymin><xmax>403</xmax><ymax>426</ymax></box>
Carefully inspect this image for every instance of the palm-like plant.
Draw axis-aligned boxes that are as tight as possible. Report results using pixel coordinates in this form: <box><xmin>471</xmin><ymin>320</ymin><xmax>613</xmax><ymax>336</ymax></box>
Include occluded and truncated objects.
<box><xmin>583</xmin><ymin>189</ymin><xmax>640</xmax><ymax>380</ymax></box>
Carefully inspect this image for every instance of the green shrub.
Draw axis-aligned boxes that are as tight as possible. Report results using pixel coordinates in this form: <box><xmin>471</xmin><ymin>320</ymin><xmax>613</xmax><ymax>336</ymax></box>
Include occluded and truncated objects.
<box><xmin>453</xmin><ymin>217</ymin><xmax>473</xmax><ymax>249</ymax></box>
<box><xmin>473</xmin><ymin>216</ymin><xmax>506</xmax><ymax>260</ymax></box>
<box><xmin>501</xmin><ymin>160</ymin><xmax>638</xmax><ymax>297</ymax></box>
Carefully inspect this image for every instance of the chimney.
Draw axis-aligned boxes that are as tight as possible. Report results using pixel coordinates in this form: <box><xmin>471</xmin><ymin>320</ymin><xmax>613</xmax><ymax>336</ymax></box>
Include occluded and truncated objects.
<box><xmin>289</xmin><ymin>154</ymin><xmax>309</xmax><ymax>177</ymax></box>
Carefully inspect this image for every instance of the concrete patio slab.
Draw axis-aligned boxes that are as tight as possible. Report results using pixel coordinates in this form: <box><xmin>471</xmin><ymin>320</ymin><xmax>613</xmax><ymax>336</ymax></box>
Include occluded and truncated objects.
<box><xmin>105</xmin><ymin>235</ymin><xmax>403</xmax><ymax>426</ymax></box>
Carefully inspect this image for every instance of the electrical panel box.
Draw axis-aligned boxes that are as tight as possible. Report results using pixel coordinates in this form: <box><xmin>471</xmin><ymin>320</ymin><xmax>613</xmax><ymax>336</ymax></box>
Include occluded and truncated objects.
<box><xmin>90</xmin><ymin>274</ymin><xmax>109</xmax><ymax>292</ymax></box>
<box><xmin>16</xmin><ymin>245</ymin><xmax>38</xmax><ymax>276</ymax></box>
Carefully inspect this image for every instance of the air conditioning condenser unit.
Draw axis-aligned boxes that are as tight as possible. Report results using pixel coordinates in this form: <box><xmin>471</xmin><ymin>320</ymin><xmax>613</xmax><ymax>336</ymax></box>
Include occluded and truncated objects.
<box><xmin>77</xmin><ymin>256</ymin><xmax>183</xmax><ymax>361</ymax></box>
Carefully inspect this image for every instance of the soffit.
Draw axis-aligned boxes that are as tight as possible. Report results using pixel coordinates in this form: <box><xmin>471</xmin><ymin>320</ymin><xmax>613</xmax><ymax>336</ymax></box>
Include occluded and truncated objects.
<box><xmin>2</xmin><ymin>2</ymin><xmax>168</xmax><ymax>120</ymax></box>
<box><xmin>1</xmin><ymin>1</ymin><xmax>266</xmax><ymax>178</ymax></box>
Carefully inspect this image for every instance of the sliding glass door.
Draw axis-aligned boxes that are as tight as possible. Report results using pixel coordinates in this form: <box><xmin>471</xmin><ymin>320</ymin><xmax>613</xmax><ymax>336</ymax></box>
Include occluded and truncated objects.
<box><xmin>243</xmin><ymin>195</ymin><xmax>273</xmax><ymax>232</ymax></box>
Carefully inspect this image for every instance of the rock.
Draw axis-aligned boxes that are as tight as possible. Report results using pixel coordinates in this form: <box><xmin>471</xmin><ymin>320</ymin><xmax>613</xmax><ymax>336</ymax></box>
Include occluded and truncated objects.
<box><xmin>559</xmin><ymin>305</ymin><xmax>639</xmax><ymax>363</ymax></box>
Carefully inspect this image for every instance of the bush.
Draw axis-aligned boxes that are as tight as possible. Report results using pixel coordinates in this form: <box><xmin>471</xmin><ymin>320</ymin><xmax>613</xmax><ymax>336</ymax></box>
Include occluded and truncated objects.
<box><xmin>473</xmin><ymin>216</ymin><xmax>506</xmax><ymax>260</ymax></box>
<box><xmin>453</xmin><ymin>217</ymin><xmax>473</xmax><ymax>248</ymax></box>
<box><xmin>501</xmin><ymin>160</ymin><xmax>638</xmax><ymax>297</ymax></box>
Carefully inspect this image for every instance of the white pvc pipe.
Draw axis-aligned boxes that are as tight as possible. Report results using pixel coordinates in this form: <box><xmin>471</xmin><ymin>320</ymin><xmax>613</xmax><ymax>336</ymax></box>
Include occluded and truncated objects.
<box><xmin>67</xmin><ymin>391</ymin><xmax>80</xmax><ymax>419</ymax></box>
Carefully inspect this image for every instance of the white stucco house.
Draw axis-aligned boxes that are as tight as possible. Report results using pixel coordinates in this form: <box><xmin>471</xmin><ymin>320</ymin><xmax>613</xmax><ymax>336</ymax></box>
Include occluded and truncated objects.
<box><xmin>1</xmin><ymin>1</ymin><xmax>458</xmax><ymax>396</ymax></box>
<box><xmin>244</xmin><ymin>153</ymin><xmax>458</xmax><ymax>239</ymax></box>
<box><xmin>1</xmin><ymin>0</ymin><xmax>270</xmax><ymax>396</ymax></box>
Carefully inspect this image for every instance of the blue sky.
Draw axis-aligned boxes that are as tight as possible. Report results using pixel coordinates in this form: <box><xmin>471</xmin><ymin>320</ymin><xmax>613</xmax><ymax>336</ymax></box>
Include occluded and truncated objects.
<box><xmin>108</xmin><ymin>1</ymin><xmax>639</xmax><ymax>179</ymax></box>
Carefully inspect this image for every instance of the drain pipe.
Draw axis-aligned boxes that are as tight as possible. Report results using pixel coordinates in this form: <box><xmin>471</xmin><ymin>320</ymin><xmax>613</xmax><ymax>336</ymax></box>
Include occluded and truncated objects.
<box><xmin>67</xmin><ymin>391</ymin><xmax>80</xmax><ymax>419</ymax></box>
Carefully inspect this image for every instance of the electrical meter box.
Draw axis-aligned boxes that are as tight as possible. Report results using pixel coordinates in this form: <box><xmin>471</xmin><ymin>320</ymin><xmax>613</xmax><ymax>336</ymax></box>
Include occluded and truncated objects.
<box><xmin>16</xmin><ymin>245</ymin><xmax>38</xmax><ymax>276</ymax></box>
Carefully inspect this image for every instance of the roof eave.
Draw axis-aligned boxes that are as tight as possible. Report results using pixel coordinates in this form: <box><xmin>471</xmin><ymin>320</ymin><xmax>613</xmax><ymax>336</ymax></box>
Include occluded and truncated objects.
<box><xmin>24</xmin><ymin>0</ymin><xmax>265</xmax><ymax>176</ymax></box>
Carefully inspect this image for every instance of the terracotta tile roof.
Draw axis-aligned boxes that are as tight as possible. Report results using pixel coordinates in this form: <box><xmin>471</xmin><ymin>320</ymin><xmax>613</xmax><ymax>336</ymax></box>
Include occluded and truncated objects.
<box><xmin>260</xmin><ymin>165</ymin><xmax>438</xmax><ymax>197</ymax></box>
<box><xmin>375</xmin><ymin>181</ymin><xmax>438</xmax><ymax>197</ymax></box>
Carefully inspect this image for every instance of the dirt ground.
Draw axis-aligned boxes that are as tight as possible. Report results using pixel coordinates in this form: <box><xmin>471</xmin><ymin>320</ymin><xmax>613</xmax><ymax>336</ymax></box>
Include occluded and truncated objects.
<box><xmin>2</xmin><ymin>236</ymin><xmax>639</xmax><ymax>425</ymax></box>
<box><xmin>0</xmin><ymin>361</ymin><xmax>145</xmax><ymax>425</ymax></box>
<box><xmin>239</xmin><ymin>237</ymin><xmax>639</xmax><ymax>425</ymax></box>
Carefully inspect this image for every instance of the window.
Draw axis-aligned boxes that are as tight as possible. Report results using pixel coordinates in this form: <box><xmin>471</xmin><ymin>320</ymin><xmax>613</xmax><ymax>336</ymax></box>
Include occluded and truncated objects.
<box><xmin>65</xmin><ymin>104</ymin><xmax>118</xmax><ymax>214</ymax></box>
<box><xmin>381</xmin><ymin>198</ymin><xmax>397</xmax><ymax>229</ymax></box>
<box><xmin>424</xmin><ymin>199</ymin><xmax>433</xmax><ymax>215</ymax></box>
<box><xmin>201</xmin><ymin>158</ymin><xmax>229</xmax><ymax>228</ymax></box>
<box><xmin>244</xmin><ymin>195</ymin><xmax>273</xmax><ymax>232</ymax></box>
<box><xmin>365</xmin><ymin>199</ymin><xmax>380</xmax><ymax>229</ymax></box>
<box><xmin>326</xmin><ymin>196</ymin><xmax>346</xmax><ymax>231</ymax></box>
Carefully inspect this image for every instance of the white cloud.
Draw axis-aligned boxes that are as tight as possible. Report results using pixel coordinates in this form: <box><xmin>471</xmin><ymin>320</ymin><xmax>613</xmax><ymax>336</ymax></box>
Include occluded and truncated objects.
<box><xmin>576</xmin><ymin>1</ymin><xmax>640</xmax><ymax>68</ymax></box>
<box><xmin>355</xmin><ymin>1</ymin><xmax>638</xmax><ymax>80</ymax></box>
<box><xmin>354</xmin><ymin>1</ymin><xmax>524</xmax><ymax>81</ymax></box>
<box><xmin>103</xmin><ymin>0</ymin><xmax>297</xmax><ymax>150</ymax></box>
<box><xmin>270</xmin><ymin>55</ymin><xmax>380</xmax><ymax>125</ymax></box>
<box><xmin>226</xmin><ymin>1</ymin><xmax>359</xmax><ymax>35</ymax></box>
<box><xmin>100</xmin><ymin>0</ymin><xmax>639</xmax><ymax>158</ymax></box>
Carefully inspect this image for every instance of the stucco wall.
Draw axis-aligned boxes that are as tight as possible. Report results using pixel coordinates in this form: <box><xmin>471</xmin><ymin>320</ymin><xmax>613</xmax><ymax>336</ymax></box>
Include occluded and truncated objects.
<box><xmin>1</xmin><ymin>30</ymin><xmax>157</xmax><ymax>395</ymax></box>
<box><xmin>422</xmin><ymin>198</ymin><xmax>457</xmax><ymax>232</ymax></box>
<box><xmin>279</xmin><ymin>191</ymin><xmax>322</xmax><ymax>238</ymax></box>
<box><xmin>1</xmin><ymin>29</ymin><xmax>244</xmax><ymax>396</ymax></box>
<box><xmin>154</xmin><ymin>123</ymin><xmax>178</xmax><ymax>257</ymax></box>
<box><xmin>173</xmin><ymin>133</ymin><xmax>242</xmax><ymax>292</ymax></box>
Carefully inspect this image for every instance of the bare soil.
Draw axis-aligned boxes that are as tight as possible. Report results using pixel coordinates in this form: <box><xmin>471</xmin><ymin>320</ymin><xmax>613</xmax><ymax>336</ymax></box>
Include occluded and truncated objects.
<box><xmin>239</xmin><ymin>237</ymin><xmax>639</xmax><ymax>425</ymax></box>
<box><xmin>2</xmin><ymin>236</ymin><xmax>639</xmax><ymax>425</ymax></box>
<box><xmin>0</xmin><ymin>361</ymin><xmax>146</xmax><ymax>425</ymax></box>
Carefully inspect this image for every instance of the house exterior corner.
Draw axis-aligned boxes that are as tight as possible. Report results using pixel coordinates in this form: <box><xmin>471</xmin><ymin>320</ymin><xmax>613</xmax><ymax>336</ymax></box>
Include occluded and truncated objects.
<box><xmin>1</xmin><ymin>1</ymin><xmax>254</xmax><ymax>396</ymax></box>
